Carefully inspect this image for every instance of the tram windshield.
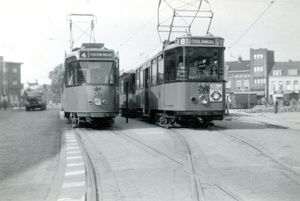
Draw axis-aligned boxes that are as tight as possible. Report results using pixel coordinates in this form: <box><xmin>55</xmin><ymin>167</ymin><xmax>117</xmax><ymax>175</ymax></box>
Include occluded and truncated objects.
<box><xmin>66</xmin><ymin>60</ymin><xmax>115</xmax><ymax>85</ymax></box>
<box><xmin>165</xmin><ymin>47</ymin><xmax>224</xmax><ymax>82</ymax></box>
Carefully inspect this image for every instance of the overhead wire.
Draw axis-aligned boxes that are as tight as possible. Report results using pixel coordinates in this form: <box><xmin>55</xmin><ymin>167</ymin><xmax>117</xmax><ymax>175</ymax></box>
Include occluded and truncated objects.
<box><xmin>228</xmin><ymin>0</ymin><xmax>277</xmax><ymax>58</ymax></box>
<box><xmin>115</xmin><ymin>1</ymin><xmax>175</xmax><ymax>50</ymax></box>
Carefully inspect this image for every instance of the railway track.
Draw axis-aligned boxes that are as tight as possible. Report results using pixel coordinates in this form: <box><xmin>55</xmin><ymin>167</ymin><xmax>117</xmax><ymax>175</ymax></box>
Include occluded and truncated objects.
<box><xmin>71</xmin><ymin>121</ymin><xmax>300</xmax><ymax>201</ymax></box>
<box><xmin>113</xmin><ymin>129</ymin><xmax>242</xmax><ymax>201</ymax></box>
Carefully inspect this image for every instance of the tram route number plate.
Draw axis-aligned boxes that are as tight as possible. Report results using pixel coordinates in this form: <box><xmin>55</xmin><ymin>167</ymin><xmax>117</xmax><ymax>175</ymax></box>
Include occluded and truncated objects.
<box><xmin>210</xmin><ymin>84</ymin><xmax>222</xmax><ymax>102</ymax></box>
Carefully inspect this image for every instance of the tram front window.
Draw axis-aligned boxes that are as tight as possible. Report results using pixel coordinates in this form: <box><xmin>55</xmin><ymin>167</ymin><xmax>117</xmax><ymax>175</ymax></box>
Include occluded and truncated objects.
<box><xmin>187</xmin><ymin>47</ymin><xmax>223</xmax><ymax>81</ymax></box>
<box><xmin>79</xmin><ymin>61</ymin><xmax>114</xmax><ymax>84</ymax></box>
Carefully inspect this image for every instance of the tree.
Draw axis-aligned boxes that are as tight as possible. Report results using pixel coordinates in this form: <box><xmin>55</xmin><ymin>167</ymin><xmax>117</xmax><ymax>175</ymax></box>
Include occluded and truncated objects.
<box><xmin>48</xmin><ymin>64</ymin><xmax>63</xmax><ymax>104</ymax></box>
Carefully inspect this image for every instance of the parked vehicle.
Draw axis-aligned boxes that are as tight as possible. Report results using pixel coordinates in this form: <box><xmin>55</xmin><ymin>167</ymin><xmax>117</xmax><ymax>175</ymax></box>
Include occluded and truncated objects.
<box><xmin>23</xmin><ymin>84</ymin><xmax>47</xmax><ymax>111</ymax></box>
<box><xmin>227</xmin><ymin>92</ymin><xmax>257</xmax><ymax>109</ymax></box>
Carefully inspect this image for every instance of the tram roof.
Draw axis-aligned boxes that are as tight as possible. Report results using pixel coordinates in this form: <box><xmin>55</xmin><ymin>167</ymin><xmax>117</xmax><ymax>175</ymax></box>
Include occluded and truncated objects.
<box><xmin>135</xmin><ymin>34</ymin><xmax>225</xmax><ymax>71</ymax></box>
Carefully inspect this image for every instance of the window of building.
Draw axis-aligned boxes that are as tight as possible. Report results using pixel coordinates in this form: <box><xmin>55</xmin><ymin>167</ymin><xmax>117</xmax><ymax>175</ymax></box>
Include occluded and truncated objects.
<box><xmin>226</xmin><ymin>81</ymin><xmax>231</xmax><ymax>89</ymax></box>
<box><xmin>273</xmin><ymin>70</ymin><xmax>282</xmax><ymax>76</ymax></box>
<box><xmin>288</xmin><ymin>69</ymin><xmax>298</xmax><ymax>75</ymax></box>
<box><xmin>271</xmin><ymin>81</ymin><xmax>276</xmax><ymax>90</ymax></box>
<box><xmin>13</xmin><ymin>78</ymin><xmax>17</xmax><ymax>85</ymax></box>
<box><xmin>286</xmin><ymin>81</ymin><xmax>291</xmax><ymax>90</ymax></box>
<box><xmin>294</xmin><ymin>81</ymin><xmax>298</xmax><ymax>90</ymax></box>
<box><xmin>244</xmin><ymin>80</ymin><xmax>249</xmax><ymax>89</ymax></box>
<box><xmin>13</xmin><ymin>68</ymin><xmax>18</xmax><ymax>73</ymax></box>
<box><xmin>279</xmin><ymin>81</ymin><xmax>283</xmax><ymax>90</ymax></box>
<box><xmin>236</xmin><ymin>80</ymin><xmax>241</xmax><ymax>90</ymax></box>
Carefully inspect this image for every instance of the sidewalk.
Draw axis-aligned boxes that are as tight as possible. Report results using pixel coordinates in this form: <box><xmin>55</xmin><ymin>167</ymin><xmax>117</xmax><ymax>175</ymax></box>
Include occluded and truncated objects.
<box><xmin>228</xmin><ymin>109</ymin><xmax>300</xmax><ymax>130</ymax></box>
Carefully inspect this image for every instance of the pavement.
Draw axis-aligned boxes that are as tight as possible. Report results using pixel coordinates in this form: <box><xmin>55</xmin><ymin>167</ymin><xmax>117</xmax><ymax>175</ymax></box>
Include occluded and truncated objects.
<box><xmin>227</xmin><ymin>109</ymin><xmax>300</xmax><ymax>131</ymax></box>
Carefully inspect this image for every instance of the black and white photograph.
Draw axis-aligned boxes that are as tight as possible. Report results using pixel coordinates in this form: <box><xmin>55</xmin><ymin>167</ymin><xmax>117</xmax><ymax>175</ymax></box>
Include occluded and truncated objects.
<box><xmin>0</xmin><ymin>0</ymin><xmax>300</xmax><ymax>200</ymax></box>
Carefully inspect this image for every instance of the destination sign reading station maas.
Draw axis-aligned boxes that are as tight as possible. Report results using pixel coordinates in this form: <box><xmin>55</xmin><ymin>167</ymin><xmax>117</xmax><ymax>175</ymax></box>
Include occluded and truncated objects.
<box><xmin>80</xmin><ymin>51</ymin><xmax>113</xmax><ymax>59</ymax></box>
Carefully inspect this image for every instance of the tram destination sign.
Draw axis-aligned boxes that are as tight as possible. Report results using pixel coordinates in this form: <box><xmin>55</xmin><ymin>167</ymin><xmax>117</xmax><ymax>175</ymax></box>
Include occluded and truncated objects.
<box><xmin>80</xmin><ymin>51</ymin><xmax>114</xmax><ymax>59</ymax></box>
<box><xmin>190</xmin><ymin>38</ymin><xmax>215</xmax><ymax>45</ymax></box>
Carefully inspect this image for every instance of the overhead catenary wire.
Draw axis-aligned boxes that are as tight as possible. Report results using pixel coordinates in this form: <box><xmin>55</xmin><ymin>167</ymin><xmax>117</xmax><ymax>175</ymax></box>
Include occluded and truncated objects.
<box><xmin>229</xmin><ymin>0</ymin><xmax>277</xmax><ymax>49</ymax></box>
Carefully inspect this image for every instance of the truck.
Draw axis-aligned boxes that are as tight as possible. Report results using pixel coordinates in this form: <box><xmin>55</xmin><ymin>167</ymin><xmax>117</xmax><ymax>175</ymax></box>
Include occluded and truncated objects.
<box><xmin>227</xmin><ymin>92</ymin><xmax>257</xmax><ymax>109</ymax></box>
<box><xmin>23</xmin><ymin>83</ymin><xmax>47</xmax><ymax>111</ymax></box>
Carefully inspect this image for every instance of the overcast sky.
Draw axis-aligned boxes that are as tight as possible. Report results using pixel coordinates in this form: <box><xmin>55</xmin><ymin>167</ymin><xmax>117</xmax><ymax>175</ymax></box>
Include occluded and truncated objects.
<box><xmin>0</xmin><ymin>0</ymin><xmax>299</xmax><ymax>84</ymax></box>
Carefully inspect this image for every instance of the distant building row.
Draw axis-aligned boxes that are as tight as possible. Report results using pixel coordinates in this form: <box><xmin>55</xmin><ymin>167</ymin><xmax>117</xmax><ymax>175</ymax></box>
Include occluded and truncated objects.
<box><xmin>225</xmin><ymin>48</ymin><xmax>300</xmax><ymax>101</ymax></box>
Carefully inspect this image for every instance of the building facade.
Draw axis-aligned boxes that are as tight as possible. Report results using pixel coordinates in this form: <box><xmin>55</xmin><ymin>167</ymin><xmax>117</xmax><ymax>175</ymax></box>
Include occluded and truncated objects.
<box><xmin>0</xmin><ymin>56</ymin><xmax>23</xmax><ymax>106</ymax></box>
<box><xmin>250</xmin><ymin>48</ymin><xmax>274</xmax><ymax>99</ymax></box>
<box><xmin>269</xmin><ymin>61</ymin><xmax>300</xmax><ymax>101</ymax></box>
<box><xmin>226</xmin><ymin>56</ymin><xmax>251</xmax><ymax>93</ymax></box>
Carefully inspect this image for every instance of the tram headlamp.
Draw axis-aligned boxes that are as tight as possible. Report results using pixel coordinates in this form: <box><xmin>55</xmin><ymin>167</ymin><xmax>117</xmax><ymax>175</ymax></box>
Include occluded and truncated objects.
<box><xmin>94</xmin><ymin>98</ymin><xmax>102</xmax><ymax>106</ymax></box>
<box><xmin>102</xmin><ymin>99</ymin><xmax>107</xmax><ymax>104</ymax></box>
<box><xmin>190</xmin><ymin>96</ymin><xmax>197</xmax><ymax>104</ymax></box>
<box><xmin>199</xmin><ymin>95</ymin><xmax>209</xmax><ymax>105</ymax></box>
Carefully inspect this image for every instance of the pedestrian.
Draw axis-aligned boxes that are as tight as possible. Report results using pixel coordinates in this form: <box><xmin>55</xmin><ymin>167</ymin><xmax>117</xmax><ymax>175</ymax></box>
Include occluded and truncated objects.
<box><xmin>274</xmin><ymin>99</ymin><xmax>278</xmax><ymax>114</ymax></box>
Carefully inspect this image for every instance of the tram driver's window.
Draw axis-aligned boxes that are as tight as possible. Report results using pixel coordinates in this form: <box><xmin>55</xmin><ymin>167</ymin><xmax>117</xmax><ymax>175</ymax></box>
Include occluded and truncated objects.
<box><xmin>67</xmin><ymin>65</ymin><xmax>75</xmax><ymax>86</ymax></box>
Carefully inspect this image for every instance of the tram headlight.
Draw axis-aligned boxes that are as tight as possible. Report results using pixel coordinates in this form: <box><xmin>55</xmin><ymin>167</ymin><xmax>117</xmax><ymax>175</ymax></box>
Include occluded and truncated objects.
<box><xmin>199</xmin><ymin>95</ymin><xmax>209</xmax><ymax>105</ymax></box>
<box><xmin>94</xmin><ymin>98</ymin><xmax>102</xmax><ymax>106</ymax></box>
<box><xmin>102</xmin><ymin>99</ymin><xmax>107</xmax><ymax>104</ymax></box>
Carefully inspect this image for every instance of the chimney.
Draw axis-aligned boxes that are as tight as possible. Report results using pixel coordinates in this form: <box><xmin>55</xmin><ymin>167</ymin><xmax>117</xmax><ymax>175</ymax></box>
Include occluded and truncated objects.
<box><xmin>238</xmin><ymin>55</ymin><xmax>242</xmax><ymax>63</ymax></box>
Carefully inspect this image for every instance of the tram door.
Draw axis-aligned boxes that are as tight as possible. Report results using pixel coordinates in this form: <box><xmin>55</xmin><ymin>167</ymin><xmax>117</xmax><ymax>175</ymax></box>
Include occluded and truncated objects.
<box><xmin>144</xmin><ymin>68</ymin><xmax>149</xmax><ymax>115</ymax></box>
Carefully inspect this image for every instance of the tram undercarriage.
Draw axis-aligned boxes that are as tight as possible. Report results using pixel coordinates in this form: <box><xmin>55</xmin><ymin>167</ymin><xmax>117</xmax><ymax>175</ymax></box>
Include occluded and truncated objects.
<box><xmin>151</xmin><ymin>110</ymin><xmax>224</xmax><ymax>128</ymax></box>
<box><xmin>66</xmin><ymin>112</ymin><xmax>115</xmax><ymax>128</ymax></box>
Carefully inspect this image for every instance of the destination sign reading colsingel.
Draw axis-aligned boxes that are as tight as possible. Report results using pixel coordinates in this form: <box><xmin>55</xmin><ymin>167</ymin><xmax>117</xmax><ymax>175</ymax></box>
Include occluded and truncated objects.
<box><xmin>191</xmin><ymin>38</ymin><xmax>215</xmax><ymax>45</ymax></box>
<box><xmin>80</xmin><ymin>51</ymin><xmax>113</xmax><ymax>58</ymax></box>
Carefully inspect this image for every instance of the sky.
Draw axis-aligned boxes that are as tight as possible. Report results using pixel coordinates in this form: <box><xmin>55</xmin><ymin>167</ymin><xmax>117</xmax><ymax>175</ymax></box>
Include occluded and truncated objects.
<box><xmin>0</xmin><ymin>0</ymin><xmax>299</xmax><ymax>85</ymax></box>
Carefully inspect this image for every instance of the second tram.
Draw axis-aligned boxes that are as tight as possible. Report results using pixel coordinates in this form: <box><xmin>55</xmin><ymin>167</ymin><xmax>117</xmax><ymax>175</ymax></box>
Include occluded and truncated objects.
<box><xmin>131</xmin><ymin>34</ymin><xmax>226</xmax><ymax>127</ymax></box>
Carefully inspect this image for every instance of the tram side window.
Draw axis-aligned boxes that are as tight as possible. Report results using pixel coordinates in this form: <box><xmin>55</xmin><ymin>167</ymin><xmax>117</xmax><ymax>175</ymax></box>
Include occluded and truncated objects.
<box><xmin>140</xmin><ymin>69</ymin><xmax>144</xmax><ymax>88</ymax></box>
<box><xmin>120</xmin><ymin>79</ymin><xmax>124</xmax><ymax>94</ymax></box>
<box><xmin>157</xmin><ymin>55</ymin><xmax>164</xmax><ymax>84</ymax></box>
<box><xmin>176</xmin><ymin>48</ymin><xmax>185</xmax><ymax>80</ymax></box>
<box><xmin>165</xmin><ymin>50</ymin><xmax>176</xmax><ymax>81</ymax></box>
<box><xmin>66</xmin><ymin>62</ymin><xmax>76</xmax><ymax>86</ymax></box>
<box><xmin>136</xmin><ymin>70</ymin><xmax>140</xmax><ymax>89</ymax></box>
<box><xmin>151</xmin><ymin>59</ymin><xmax>157</xmax><ymax>85</ymax></box>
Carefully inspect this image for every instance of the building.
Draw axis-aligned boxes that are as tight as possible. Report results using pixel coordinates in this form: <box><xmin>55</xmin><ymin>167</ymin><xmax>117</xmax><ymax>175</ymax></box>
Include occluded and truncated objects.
<box><xmin>269</xmin><ymin>61</ymin><xmax>300</xmax><ymax>101</ymax></box>
<box><xmin>0</xmin><ymin>56</ymin><xmax>23</xmax><ymax>106</ymax></box>
<box><xmin>226</xmin><ymin>48</ymin><xmax>300</xmax><ymax>102</ymax></box>
<box><xmin>250</xmin><ymin>48</ymin><xmax>274</xmax><ymax>99</ymax></box>
<box><xmin>226</xmin><ymin>56</ymin><xmax>251</xmax><ymax>93</ymax></box>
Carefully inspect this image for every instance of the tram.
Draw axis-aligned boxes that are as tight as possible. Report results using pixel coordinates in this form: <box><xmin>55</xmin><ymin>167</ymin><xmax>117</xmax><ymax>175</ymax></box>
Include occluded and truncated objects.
<box><xmin>61</xmin><ymin>43</ymin><xmax>119</xmax><ymax>127</ymax></box>
<box><xmin>133</xmin><ymin>34</ymin><xmax>226</xmax><ymax>127</ymax></box>
<box><xmin>119</xmin><ymin>70</ymin><xmax>137</xmax><ymax>117</ymax></box>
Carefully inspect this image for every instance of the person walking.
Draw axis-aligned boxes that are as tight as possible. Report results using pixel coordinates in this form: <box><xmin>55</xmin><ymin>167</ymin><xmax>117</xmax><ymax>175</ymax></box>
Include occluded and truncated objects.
<box><xmin>274</xmin><ymin>99</ymin><xmax>278</xmax><ymax>114</ymax></box>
